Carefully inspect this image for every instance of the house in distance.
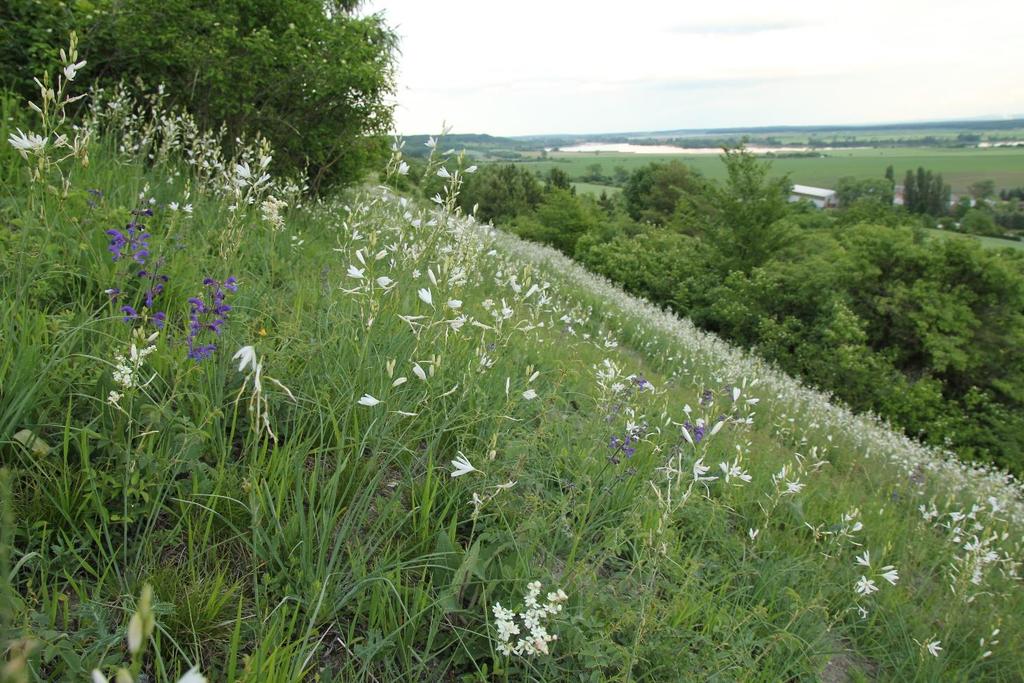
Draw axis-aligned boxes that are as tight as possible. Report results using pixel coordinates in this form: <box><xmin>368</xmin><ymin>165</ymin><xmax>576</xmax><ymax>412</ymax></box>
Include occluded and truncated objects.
<box><xmin>789</xmin><ymin>184</ymin><xmax>838</xmax><ymax>208</ymax></box>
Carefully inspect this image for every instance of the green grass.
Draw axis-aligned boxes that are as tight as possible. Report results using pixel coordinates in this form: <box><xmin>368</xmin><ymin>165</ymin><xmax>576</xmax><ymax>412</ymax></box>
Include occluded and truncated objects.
<box><xmin>519</xmin><ymin>147</ymin><xmax>1024</xmax><ymax>194</ymax></box>
<box><xmin>571</xmin><ymin>181</ymin><xmax>622</xmax><ymax>197</ymax></box>
<box><xmin>2</xmin><ymin>103</ymin><xmax>1024</xmax><ymax>682</ymax></box>
<box><xmin>924</xmin><ymin>227</ymin><xmax>1024</xmax><ymax>251</ymax></box>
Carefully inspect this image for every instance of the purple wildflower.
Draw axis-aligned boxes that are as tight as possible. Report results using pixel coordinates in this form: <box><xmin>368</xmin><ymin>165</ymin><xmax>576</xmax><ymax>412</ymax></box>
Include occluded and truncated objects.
<box><xmin>186</xmin><ymin>277</ymin><xmax>238</xmax><ymax>361</ymax></box>
<box><xmin>632</xmin><ymin>375</ymin><xmax>651</xmax><ymax>391</ymax></box>
<box><xmin>106</xmin><ymin>221</ymin><xmax>150</xmax><ymax>264</ymax></box>
<box><xmin>138</xmin><ymin>257</ymin><xmax>168</xmax><ymax>324</ymax></box>
<box><xmin>120</xmin><ymin>305</ymin><xmax>139</xmax><ymax>323</ymax></box>
<box><xmin>608</xmin><ymin>430</ymin><xmax>638</xmax><ymax>463</ymax></box>
<box><xmin>104</xmin><ymin>210</ymin><xmax>168</xmax><ymax>331</ymax></box>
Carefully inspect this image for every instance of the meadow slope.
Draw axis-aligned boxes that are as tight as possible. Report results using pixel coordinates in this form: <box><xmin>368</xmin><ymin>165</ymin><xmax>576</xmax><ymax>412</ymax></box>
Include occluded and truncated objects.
<box><xmin>2</xmin><ymin>93</ymin><xmax>1024</xmax><ymax>682</ymax></box>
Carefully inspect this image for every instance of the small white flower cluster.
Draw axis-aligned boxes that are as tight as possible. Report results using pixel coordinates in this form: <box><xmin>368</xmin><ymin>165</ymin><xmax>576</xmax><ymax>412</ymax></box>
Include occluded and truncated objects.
<box><xmin>491</xmin><ymin>582</ymin><xmax>568</xmax><ymax>656</ymax></box>
<box><xmin>260</xmin><ymin>195</ymin><xmax>288</xmax><ymax>231</ymax></box>
<box><xmin>109</xmin><ymin>333</ymin><xmax>158</xmax><ymax>405</ymax></box>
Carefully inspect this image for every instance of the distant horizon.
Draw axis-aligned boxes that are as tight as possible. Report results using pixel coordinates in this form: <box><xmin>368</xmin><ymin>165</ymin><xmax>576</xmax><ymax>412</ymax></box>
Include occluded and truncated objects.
<box><xmin>398</xmin><ymin>114</ymin><xmax>1024</xmax><ymax>140</ymax></box>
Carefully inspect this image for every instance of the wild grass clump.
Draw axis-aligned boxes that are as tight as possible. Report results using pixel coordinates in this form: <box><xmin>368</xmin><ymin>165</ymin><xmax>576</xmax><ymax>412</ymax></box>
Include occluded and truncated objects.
<box><xmin>1</xmin><ymin>41</ymin><xmax>1023</xmax><ymax>682</ymax></box>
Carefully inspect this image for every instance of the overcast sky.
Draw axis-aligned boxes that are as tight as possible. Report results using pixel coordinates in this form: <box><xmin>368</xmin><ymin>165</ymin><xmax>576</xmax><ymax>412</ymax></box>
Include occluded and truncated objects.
<box><xmin>363</xmin><ymin>0</ymin><xmax>1024</xmax><ymax>137</ymax></box>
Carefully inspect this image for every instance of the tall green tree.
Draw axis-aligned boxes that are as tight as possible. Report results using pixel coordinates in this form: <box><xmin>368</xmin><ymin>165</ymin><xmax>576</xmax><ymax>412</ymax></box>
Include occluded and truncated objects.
<box><xmin>705</xmin><ymin>147</ymin><xmax>793</xmax><ymax>271</ymax></box>
<box><xmin>903</xmin><ymin>167</ymin><xmax>950</xmax><ymax>216</ymax></box>
<box><xmin>904</xmin><ymin>169</ymin><xmax>917</xmax><ymax>212</ymax></box>
<box><xmin>969</xmin><ymin>179</ymin><xmax>996</xmax><ymax>200</ymax></box>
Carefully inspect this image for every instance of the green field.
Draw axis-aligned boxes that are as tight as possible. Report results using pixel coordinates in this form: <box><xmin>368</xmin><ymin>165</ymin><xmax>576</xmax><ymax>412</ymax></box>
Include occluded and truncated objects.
<box><xmin>571</xmin><ymin>181</ymin><xmax>622</xmax><ymax>196</ymax></box>
<box><xmin>924</xmin><ymin>227</ymin><xmax>1024</xmax><ymax>251</ymax></box>
<box><xmin>519</xmin><ymin>147</ymin><xmax>1024</xmax><ymax>194</ymax></box>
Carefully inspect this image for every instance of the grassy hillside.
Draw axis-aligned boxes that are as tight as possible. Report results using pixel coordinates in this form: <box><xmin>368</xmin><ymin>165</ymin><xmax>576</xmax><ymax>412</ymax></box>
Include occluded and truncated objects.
<box><xmin>2</xmin><ymin>92</ymin><xmax>1024</xmax><ymax>682</ymax></box>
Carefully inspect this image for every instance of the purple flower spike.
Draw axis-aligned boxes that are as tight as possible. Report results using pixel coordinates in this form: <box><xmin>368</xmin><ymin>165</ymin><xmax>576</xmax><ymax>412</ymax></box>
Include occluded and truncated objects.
<box><xmin>106</xmin><ymin>223</ymin><xmax>151</xmax><ymax>264</ymax></box>
<box><xmin>185</xmin><ymin>276</ymin><xmax>238</xmax><ymax>362</ymax></box>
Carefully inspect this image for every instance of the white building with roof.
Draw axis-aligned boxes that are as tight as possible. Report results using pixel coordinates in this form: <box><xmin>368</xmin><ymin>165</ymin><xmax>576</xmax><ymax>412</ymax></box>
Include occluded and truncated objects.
<box><xmin>789</xmin><ymin>184</ymin><xmax>838</xmax><ymax>209</ymax></box>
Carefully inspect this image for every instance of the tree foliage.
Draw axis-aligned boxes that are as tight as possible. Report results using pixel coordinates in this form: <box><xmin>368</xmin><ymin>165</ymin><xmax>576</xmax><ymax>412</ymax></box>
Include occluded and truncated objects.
<box><xmin>903</xmin><ymin>166</ymin><xmax>950</xmax><ymax>216</ymax></box>
<box><xmin>837</xmin><ymin>176</ymin><xmax>895</xmax><ymax>207</ymax></box>
<box><xmin>1</xmin><ymin>0</ymin><xmax>398</xmax><ymax>192</ymax></box>
<box><xmin>459</xmin><ymin>164</ymin><xmax>543</xmax><ymax>223</ymax></box>
<box><xmin>622</xmin><ymin>160</ymin><xmax>707</xmax><ymax>225</ymax></box>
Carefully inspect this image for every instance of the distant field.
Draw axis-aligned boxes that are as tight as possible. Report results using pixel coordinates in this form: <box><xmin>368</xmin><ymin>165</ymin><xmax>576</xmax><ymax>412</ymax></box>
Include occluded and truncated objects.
<box><xmin>924</xmin><ymin>227</ymin><xmax>1024</xmax><ymax>251</ymax></box>
<box><xmin>515</xmin><ymin>147</ymin><xmax>1024</xmax><ymax>194</ymax></box>
<box><xmin>571</xmin><ymin>181</ymin><xmax>622</xmax><ymax>196</ymax></box>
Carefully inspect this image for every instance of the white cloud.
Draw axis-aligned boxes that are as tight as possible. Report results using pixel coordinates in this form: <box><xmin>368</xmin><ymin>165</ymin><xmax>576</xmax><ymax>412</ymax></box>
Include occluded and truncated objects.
<box><xmin>365</xmin><ymin>0</ymin><xmax>1024</xmax><ymax>135</ymax></box>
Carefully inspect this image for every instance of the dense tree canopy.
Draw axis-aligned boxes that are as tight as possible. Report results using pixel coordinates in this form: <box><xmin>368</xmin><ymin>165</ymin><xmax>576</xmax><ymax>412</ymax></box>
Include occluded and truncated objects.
<box><xmin>622</xmin><ymin>160</ymin><xmax>707</xmax><ymax>225</ymax></box>
<box><xmin>1</xmin><ymin>0</ymin><xmax>398</xmax><ymax>191</ymax></box>
<box><xmin>459</xmin><ymin>164</ymin><xmax>544</xmax><ymax>223</ymax></box>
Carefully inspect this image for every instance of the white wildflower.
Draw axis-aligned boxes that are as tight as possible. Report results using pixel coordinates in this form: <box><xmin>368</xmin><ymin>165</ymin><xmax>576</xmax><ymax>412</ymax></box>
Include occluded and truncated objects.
<box><xmin>880</xmin><ymin>566</ymin><xmax>899</xmax><ymax>585</ymax></box>
<box><xmin>61</xmin><ymin>58</ymin><xmax>86</xmax><ymax>81</ymax></box>
<box><xmin>8</xmin><ymin>128</ymin><xmax>46</xmax><ymax>157</ymax></box>
<box><xmin>357</xmin><ymin>394</ymin><xmax>380</xmax><ymax>407</ymax></box>
<box><xmin>785</xmin><ymin>480</ymin><xmax>805</xmax><ymax>495</ymax></box>
<box><xmin>450</xmin><ymin>453</ymin><xmax>481</xmax><ymax>477</ymax></box>
<box><xmin>176</xmin><ymin>668</ymin><xmax>208</xmax><ymax>683</ymax></box>
<box><xmin>233</xmin><ymin>345</ymin><xmax>258</xmax><ymax>373</ymax></box>
<box><xmin>413</xmin><ymin>362</ymin><xmax>427</xmax><ymax>381</ymax></box>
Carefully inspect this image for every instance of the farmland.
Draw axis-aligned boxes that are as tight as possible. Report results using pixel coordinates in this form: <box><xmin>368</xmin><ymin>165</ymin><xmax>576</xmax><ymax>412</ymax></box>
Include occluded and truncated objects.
<box><xmin>924</xmin><ymin>227</ymin><xmax>1024</xmax><ymax>251</ymax></box>
<box><xmin>514</xmin><ymin>146</ymin><xmax>1024</xmax><ymax>195</ymax></box>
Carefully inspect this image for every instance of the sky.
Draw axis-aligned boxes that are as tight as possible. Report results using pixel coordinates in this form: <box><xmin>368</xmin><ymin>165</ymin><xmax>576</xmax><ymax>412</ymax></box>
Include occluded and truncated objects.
<box><xmin>361</xmin><ymin>0</ymin><xmax>1024</xmax><ymax>137</ymax></box>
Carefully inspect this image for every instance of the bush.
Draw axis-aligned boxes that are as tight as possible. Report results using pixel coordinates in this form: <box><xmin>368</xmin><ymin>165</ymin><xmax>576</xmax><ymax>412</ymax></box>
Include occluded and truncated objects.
<box><xmin>1</xmin><ymin>0</ymin><xmax>398</xmax><ymax>192</ymax></box>
<box><xmin>961</xmin><ymin>208</ymin><xmax>1000</xmax><ymax>236</ymax></box>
